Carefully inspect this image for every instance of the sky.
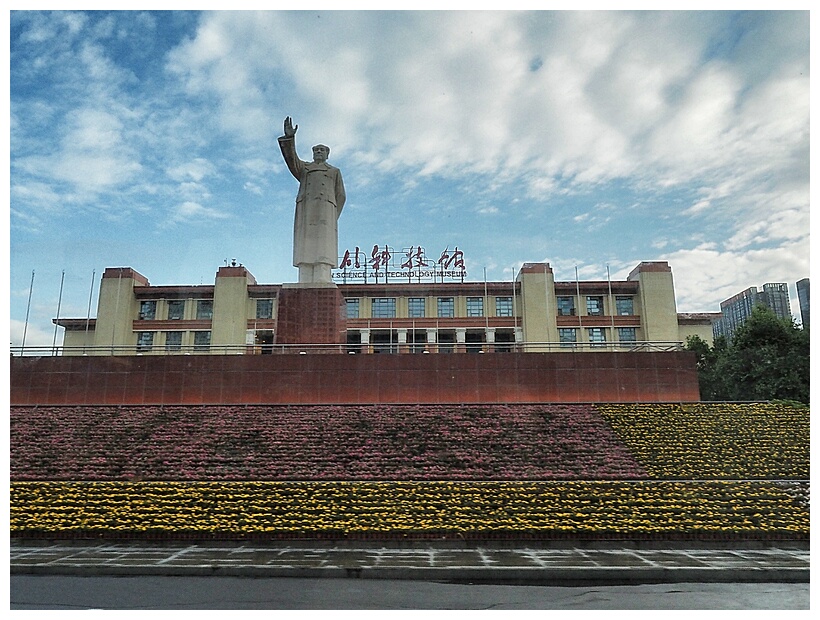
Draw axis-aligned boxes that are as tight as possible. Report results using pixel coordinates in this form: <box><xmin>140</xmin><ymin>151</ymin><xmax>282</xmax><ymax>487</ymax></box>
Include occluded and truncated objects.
<box><xmin>7</xmin><ymin>9</ymin><xmax>811</xmax><ymax>350</ymax></box>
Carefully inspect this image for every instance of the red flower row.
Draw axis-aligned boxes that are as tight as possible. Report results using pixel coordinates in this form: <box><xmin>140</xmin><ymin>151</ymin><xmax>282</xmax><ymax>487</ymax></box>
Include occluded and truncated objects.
<box><xmin>11</xmin><ymin>404</ymin><xmax>647</xmax><ymax>481</ymax></box>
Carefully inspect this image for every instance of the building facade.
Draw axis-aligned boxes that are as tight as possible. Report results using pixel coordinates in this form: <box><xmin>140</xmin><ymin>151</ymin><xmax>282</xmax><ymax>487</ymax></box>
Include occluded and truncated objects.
<box><xmin>713</xmin><ymin>282</ymin><xmax>792</xmax><ymax>342</ymax></box>
<box><xmin>796</xmin><ymin>278</ymin><xmax>810</xmax><ymax>329</ymax></box>
<box><xmin>54</xmin><ymin>261</ymin><xmax>716</xmax><ymax>355</ymax></box>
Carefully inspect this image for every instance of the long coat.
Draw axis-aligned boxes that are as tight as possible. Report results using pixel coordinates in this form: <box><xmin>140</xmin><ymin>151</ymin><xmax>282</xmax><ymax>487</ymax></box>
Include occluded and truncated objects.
<box><xmin>278</xmin><ymin>136</ymin><xmax>346</xmax><ymax>268</ymax></box>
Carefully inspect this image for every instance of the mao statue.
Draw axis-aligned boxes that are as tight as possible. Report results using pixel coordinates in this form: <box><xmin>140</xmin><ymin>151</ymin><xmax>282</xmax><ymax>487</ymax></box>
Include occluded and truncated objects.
<box><xmin>278</xmin><ymin>116</ymin><xmax>346</xmax><ymax>284</ymax></box>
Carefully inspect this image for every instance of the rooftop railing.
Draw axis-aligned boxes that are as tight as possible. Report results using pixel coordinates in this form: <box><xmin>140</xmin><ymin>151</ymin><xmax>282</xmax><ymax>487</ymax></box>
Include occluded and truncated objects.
<box><xmin>10</xmin><ymin>341</ymin><xmax>686</xmax><ymax>357</ymax></box>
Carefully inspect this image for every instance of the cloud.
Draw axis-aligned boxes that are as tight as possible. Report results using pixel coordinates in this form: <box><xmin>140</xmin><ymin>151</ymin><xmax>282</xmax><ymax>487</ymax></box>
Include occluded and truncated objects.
<box><xmin>662</xmin><ymin>240</ymin><xmax>809</xmax><ymax>313</ymax></box>
<box><xmin>167</xmin><ymin>158</ymin><xmax>216</xmax><ymax>183</ymax></box>
<box><xmin>572</xmin><ymin>209</ymin><xmax>611</xmax><ymax>231</ymax></box>
<box><xmin>165</xmin><ymin>13</ymin><xmax>279</xmax><ymax>144</ymax></box>
<box><xmin>726</xmin><ymin>205</ymin><xmax>809</xmax><ymax>250</ymax></box>
<box><xmin>685</xmin><ymin>199</ymin><xmax>711</xmax><ymax>215</ymax></box>
<box><xmin>11</xmin><ymin>13</ymin><xmax>219</xmax><ymax>223</ymax></box>
<box><xmin>36</xmin><ymin>9</ymin><xmax>796</xmax><ymax>276</ymax></box>
<box><xmin>175</xmin><ymin>181</ymin><xmax>212</xmax><ymax>203</ymax></box>
<box><xmin>14</xmin><ymin>11</ymin><xmax>87</xmax><ymax>46</ymax></box>
<box><xmin>10</xmin><ymin>318</ymin><xmax>56</xmax><ymax>350</ymax></box>
<box><xmin>166</xmin><ymin>201</ymin><xmax>231</xmax><ymax>226</ymax></box>
<box><xmin>10</xmin><ymin>182</ymin><xmax>63</xmax><ymax>215</ymax></box>
<box><xmin>9</xmin><ymin>206</ymin><xmax>44</xmax><ymax>233</ymax></box>
<box><xmin>163</xmin><ymin>12</ymin><xmax>805</xmax><ymax>204</ymax></box>
<box><xmin>10</xmin><ymin>11</ymin><xmax>809</xmax><ymax>343</ymax></box>
<box><xmin>238</xmin><ymin>158</ymin><xmax>275</xmax><ymax>177</ymax></box>
<box><xmin>244</xmin><ymin>182</ymin><xmax>263</xmax><ymax>196</ymax></box>
<box><xmin>14</xmin><ymin>107</ymin><xmax>143</xmax><ymax>194</ymax></box>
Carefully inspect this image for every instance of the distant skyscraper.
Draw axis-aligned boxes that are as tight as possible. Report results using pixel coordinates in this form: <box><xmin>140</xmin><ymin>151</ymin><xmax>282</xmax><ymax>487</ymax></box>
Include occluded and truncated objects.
<box><xmin>796</xmin><ymin>278</ymin><xmax>809</xmax><ymax>328</ymax></box>
<box><xmin>760</xmin><ymin>283</ymin><xmax>792</xmax><ymax>320</ymax></box>
<box><xmin>713</xmin><ymin>282</ymin><xmax>792</xmax><ymax>341</ymax></box>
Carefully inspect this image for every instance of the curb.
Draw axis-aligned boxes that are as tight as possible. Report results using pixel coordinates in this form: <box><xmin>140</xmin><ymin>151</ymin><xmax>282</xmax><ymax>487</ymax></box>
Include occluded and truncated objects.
<box><xmin>11</xmin><ymin>564</ymin><xmax>810</xmax><ymax>584</ymax></box>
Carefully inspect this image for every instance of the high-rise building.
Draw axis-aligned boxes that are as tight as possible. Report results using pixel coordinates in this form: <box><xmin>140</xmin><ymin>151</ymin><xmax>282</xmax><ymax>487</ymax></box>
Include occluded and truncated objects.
<box><xmin>796</xmin><ymin>278</ymin><xmax>810</xmax><ymax>328</ymax></box>
<box><xmin>713</xmin><ymin>282</ymin><xmax>792</xmax><ymax>341</ymax></box>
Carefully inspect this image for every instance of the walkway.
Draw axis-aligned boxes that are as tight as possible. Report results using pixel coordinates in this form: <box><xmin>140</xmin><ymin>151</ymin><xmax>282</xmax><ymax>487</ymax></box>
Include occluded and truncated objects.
<box><xmin>10</xmin><ymin>542</ymin><xmax>809</xmax><ymax>584</ymax></box>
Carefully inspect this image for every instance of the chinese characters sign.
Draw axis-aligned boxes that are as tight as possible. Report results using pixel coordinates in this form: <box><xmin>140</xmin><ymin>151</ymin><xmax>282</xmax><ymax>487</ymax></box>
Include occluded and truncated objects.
<box><xmin>334</xmin><ymin>244</ymin><xmax>467</xmax><ymax>283</ymax></box>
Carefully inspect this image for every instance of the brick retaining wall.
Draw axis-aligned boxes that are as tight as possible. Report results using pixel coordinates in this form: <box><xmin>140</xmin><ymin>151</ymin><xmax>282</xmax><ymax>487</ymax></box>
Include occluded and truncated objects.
<box><xmin>10</xmin><ymin>351</ymin><xmax>700</xmax><ymax>405</ymax></box>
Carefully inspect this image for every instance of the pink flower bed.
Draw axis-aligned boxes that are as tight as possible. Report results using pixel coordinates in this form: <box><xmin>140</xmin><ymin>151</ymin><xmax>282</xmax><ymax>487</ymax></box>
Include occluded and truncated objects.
<box><xmin>10</xmin><ymin>404</ymin><xmax>647</xmax><ymax>481</ymax></box>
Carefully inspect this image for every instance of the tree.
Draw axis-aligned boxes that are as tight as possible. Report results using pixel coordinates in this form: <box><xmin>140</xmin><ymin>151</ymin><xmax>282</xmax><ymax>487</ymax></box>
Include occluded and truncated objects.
<box><xmin>684</xmin><ymin>306</ymin><xmax>810</xmax><ymax>403</ymax></box>
<box><xmin>684</xmin><ymin>334</ymin><xmax>722</xmax><ymax>400</ymax></box>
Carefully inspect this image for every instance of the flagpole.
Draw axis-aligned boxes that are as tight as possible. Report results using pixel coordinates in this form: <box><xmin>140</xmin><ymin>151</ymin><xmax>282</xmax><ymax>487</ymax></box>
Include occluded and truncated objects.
<box><xmin>21</xmin><ymin>270</ymin><xmax>35</xmax><ymax>354</ymax></box>
<box><xmin>512</xmin><ymin>266</ymin><xmax>518</xmax><ymax>351</ymax></box>
<box><xmin>483</xmin><ymin>267</ymin><xmax>489</xmax><ymax>330</ymax></box>
<box><xmin>111</xmin><ymin>271</ymin><xmax>122</xmax><ymax>353</ymax></box>
<box><xmin>84</xmin><ymin>270</ymin><xmax>96</xmax><ymax>353</ymax></box>
<box><xmin>575</xmin><ymin>265</ymin><xmax>582</xmax><ymax>349</ymax></box>
<box><xmin>52</xmin><ymin>270</ymin><xmax>65</xmax><ymax>355</ymax></box>
<box><xmin>607</xmin><ymin>264</ymin><xmax>615</xmax><ymax>349</ymax></box>
<box><xmin>543</xmin><ymin>264</ymin><xmax>550</xmax><ymax>351</ymax></box>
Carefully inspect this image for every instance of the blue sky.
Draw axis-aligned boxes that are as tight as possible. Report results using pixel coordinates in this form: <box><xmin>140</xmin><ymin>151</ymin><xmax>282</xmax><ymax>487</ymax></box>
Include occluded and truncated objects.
<box><xmin>8</xmin><ymin>10</ymin><xmax>811</xmax><ymax>348</ymax></box>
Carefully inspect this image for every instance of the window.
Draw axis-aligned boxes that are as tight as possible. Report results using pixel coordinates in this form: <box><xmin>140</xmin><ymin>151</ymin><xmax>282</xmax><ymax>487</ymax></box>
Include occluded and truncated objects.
<box><xmin>466</xmin><ymin>330</ymin><xmax>484</xmax><ymax>353</ymax></box>
<box><xmin>588</xmin><ymin>327</ymin><xmax>606</xmax><ymax>347</ymax></box>
<box><xmin>495</xmin><ymin>330</ymin><xmax>515</xmax><ymax>352</ymax></box>
<box><xmin>345</xmin><ymin>298</ymin><xmax>360</xmax><ymax>319</ymax></box>
<box><xmin>165</xmin><ymin>332</ymin><xmax>182</xmax><ymax>352</ymax></box>
<box><xmin>557</xmin><ymin>297</ymin><xmax>575</xmax><ymax>316</ymax></box>
<box><xmin>346</xmin><ymin>331</ymin><xmax>360</xmax><ymax>353</ymax></box>
<box><xmin>408</xmin><ymin>330</ymin><xmax>425</xmax><ymax>353</ymax></box>
<box><xmin>136</xmin><ymin>332</ymin><xmax>154</xmax><ymax>352</ymax></box>
<box><xmin>256</xmin><ymin>299</ymin><xmax>273</xmax><ymax>319</ymax></box>
<box><xmin>438</xmin><ymin>331</ymin><xmax>455</xmax><ymax>353</ymax></box>
<box><xmin>437</xmin><ymin>297</ymin><xmax>454</xmax><ymax>318</ymax></box>
<box><xmin>138</xmin><ymin>301</ymin><xmax>156</xmax><ymax>320</ymax></box>
<box><xmin>466</xmin><ymin>297</ymin><xmax>484</xmax><ymax>317</ymax></box>
<box><xmin>586</xmin><ymin>296</ymin><xmax>604</xmax><ymax>316</ymax></box>
<box><xmin>408</xmin><ymin>297</ymin><xmax>426</xmax><ymax>318</ymax></box>
<box><xmin>196</xmin><ymin>300</ymin><xmax>213</xmax><ymax>320</ymax></box>
<box><xmin>255</xmin><ymin>330</ymin><xmax>274</xmax><ymax>354</ymax></box>
<box><xmin>616</xmin><ymin>296</ymin><xmax>634</xmax><ymax>315</ymax></box>
<box><xmin>558</xmin><ymin>328</ymin><xmax>577</xmax><ymax>347</ymax></box>
<box><xmin>372</xmin><ymin>331</ymin><xmax>396</xmax><ymax>353</ymax></box>
<box><xmin>371</xmin><ymin>298</ymin><xmax>396</xmax><ymax>318</ymax></box>
<box><xmin>167</xmin><ymin>300</ymin><xmax>185</xmax><ymax>320</ymax></box>
<box><xmin>193</xmin><ymin>331</ymin><xmax>211</xmax><ymax>351</ymax></box>
<box><xmin>495</xmin><ymin>297</ymin><xmax>513</xmax><ymax>317</ymax></box>
<box><xmin>617</xmin><ymin>327</ymin><xmax>637</xmax><ymax>346</ymax></box>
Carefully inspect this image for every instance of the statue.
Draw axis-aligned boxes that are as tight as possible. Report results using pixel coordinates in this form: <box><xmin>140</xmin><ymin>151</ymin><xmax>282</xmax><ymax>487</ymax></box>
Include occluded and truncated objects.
<box><xmin>278</xmin><ymin>116</ymin><xmax>346</xmax><ymax>284</ymax></box>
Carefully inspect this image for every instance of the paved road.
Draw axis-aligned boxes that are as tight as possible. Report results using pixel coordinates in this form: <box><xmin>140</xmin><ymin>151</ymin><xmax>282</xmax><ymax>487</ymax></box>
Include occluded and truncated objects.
<box><xmin>10</xmin><ymin>575</ymin><xmax>810</xmax><ymax>609</ymax></box>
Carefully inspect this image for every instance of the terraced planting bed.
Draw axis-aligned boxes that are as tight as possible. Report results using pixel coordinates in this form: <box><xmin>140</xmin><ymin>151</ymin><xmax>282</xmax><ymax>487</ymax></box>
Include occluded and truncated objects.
<box><xmin>10</xmin><ymin>403</ymin><xmax>809</xmax><ymax>541</ymax></box>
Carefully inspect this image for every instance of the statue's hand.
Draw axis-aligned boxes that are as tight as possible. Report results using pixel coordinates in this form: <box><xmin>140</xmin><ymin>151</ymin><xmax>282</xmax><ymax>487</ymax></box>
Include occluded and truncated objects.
<box><xmin>283</xmin><ymin>116</ymin><xmax>298</xmax><ymax>137</ymax></box>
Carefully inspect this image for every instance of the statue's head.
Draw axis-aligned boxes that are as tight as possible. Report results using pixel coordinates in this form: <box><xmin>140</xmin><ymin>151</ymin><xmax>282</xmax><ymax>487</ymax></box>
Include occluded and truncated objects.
<box><xmin>312</xmin><ymin>144</ymin><xmax>330</xmax><ymax>163</ymax></box>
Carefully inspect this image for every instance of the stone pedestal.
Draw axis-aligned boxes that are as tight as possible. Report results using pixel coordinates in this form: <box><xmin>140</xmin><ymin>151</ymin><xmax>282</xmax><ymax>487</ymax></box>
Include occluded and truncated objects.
<box><xmin>275</xmin><ymin>284</ymin><xmax>345</xmax><ymax>350</ymax></box>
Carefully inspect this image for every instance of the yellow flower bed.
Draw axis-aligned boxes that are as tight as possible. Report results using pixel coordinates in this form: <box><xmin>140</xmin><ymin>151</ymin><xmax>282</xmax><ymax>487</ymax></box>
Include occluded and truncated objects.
<box><xmin>10</xmin><ymin>480</ymin><xmax>809</xmax><ymax>536</ymax></box>
<box><xmin>597</xmin><ymin>403</ymin><xmax>809</xmax><ymax>479</ymax></box>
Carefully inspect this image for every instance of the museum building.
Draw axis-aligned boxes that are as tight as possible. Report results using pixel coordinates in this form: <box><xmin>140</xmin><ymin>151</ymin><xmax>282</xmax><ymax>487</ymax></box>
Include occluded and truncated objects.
<box><xmin>54</xmin><ymin>259</ymin><xmax>717</xmax><ymax>356</ymax></box>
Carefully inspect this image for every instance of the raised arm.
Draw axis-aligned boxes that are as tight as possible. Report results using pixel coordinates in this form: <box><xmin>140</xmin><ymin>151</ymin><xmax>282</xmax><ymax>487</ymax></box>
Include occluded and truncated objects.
<box><xmin>278</xmin><ymin>116</ymin><xmax>302</xmax><ymax>180</ymax></box>
<box><xmin>283</xmin><ymin>116</ymin><xmax>297</xmax><ymax>138</ymax></box>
